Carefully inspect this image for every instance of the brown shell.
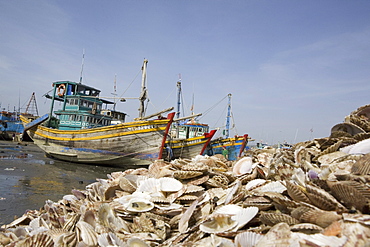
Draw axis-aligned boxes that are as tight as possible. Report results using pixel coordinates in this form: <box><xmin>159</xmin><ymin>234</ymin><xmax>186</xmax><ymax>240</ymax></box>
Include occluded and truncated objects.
<box><xmin>259</xmin><ymin>212</ymin><xmax>300</xmax><ymax>226</ymax></box>
<box><xmin>173</xmin><ymin>170</ymin><xmax>203</xmax><ymax>180</ymax></box>
<box><xmin>148</xmin><ymin>160</ymin><xmax>173</xmax><ymax>178</ymax></box>
<box><xmin>298</xmin><ymin>208</ymin><xmax>342</xmax><ymax>228</ymax></box>
<box><xmin>243</xmin><ymin>196</ymin><xmax>273</xmax><ymax>211</ymax></box>
<box><xmin>305</xmin><ymin>184</ymin><xmax>345</xmax><ymax>211</ymax></box>
<box><xmin>285</xmin><ymin>181</ymin><xmax>310</xmax><ymax>204</ymax></box>
<box><xmin>322</xmin><ymin>220</ymin><xmax>342</xmax><ymax>236</ymax></box>
<box><xmin>328</xmin><ymin>181</ymin><xmax>370</xmax><ymax>213</ymax></box>
<box><xmin>181</xmin><ymin>162</ymin><xmax>209</xmax><ymax>172</ymax></box>
<box><xmin>354</xmin><ymin>132</ymin><xmax>370</xmax><ymax>141</ymax></box>
<box><xmin>119</xmin><ymin>176</ymin><xmax>137</xmax><ymax>193</ymax></box>
<box><xmin>15</xmin><ymin>233</ymin><xmax>54</xmax><ymax>247</ymax></box>
<box><xmin>187</xmin><ymin>175</ymin><xmax>210</xmax><ymax>185</ymax></box>
<box><xmin>184</xmin><ymin>184</ymin><xmax>205</xmax><ymax>194</ymax></box>
<box><xmin>352</xmin><ymin>153</ymin><xmax>370</xmax><ymax>175</ymax></box>
<box><xmin>290</xmin><ymin>223</ymin><xmax>323</xmax><ymax>234</ymax></box>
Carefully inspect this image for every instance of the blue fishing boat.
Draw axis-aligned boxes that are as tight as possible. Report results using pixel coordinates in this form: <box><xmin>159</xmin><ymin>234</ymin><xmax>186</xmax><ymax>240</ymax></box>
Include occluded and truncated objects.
<box><xmin>20</xmin><ymin>59</ymin><xmax>175</xmax><ymax>166</ymax></box>
<box><xmin>209</xmin><ymin>93</ymin><xmax>249</xmax><ymax>160</ymax></box>
<box><xmin>0</xmin><ymin>111</ymin><xmax>24</xmax><ymax>140</ymax></box>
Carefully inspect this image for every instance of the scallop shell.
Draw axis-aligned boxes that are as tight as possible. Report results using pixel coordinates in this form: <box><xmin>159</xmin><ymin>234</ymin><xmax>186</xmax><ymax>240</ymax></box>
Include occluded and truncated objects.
<box><xmin>255</xmin><ymin>222</ymin><xmax>292</xmax><ymax>247</ymax></box>
<box><xmin>98</xmin><ymin>232</ymin><xmax>125</xmax><ymax>247</ymax></box>
<box><xmin>181</xmin><ymin>162</ymin><xmax>208</xmax><ymax>172</ymax></box>
<box><xmin>245</xmin><ymin>179</ymin><xmax>267</xmax><ymax>191</ymax></box>
<box><xmin>173</xmin><ymin>170</ymin><xmax>203</xmax><ymax>179</ymax></box>
<box><xmin>213</xmin><ymin>205</ymin><xmax>259</xmax><ymax>230</ymax></box>
<box><xmin>184</xmin><ymin>184</ymin><xmax>205</xmax><ymax>194</ymax></box>
<box><xmin>12</xmin><ymin>233</ymin><xmax>54</xmax><ymax>247</ymax></box>
<box><xmin>259</xmin><ymin>212</ymin><xmax>300</xmax><ymax>226</ymax></box>
<box><xmin>136</xmin><ymin>177</ymin><xmax>160</xmax><ymax>195</ymax></box>
<box><xmin>233</xmin><ymin>157</ymin><xmax>255</xmax><ymax>176</ymax></box>
<box><xmin>125</xmin><ymin>198</ymin><xmax>155</xmax><ymax>212</ymax></box>
<box><xmin>322</xmin><ymin>220</ymin><xmax>342</xmax><ymax>236</ymax></box>
<box><xmin>328</xmin><ymin>181</ymin><xmax>369</xmax><ymax>212</ymax></box>
<box><xmin>187</xmin><ymin>175</ymin><xmax>210</xmax><ymax>185</ymax></box>
<box><xmin>148</xmin><ymin>160</ymin><xmax>173</xmax><ymax>178</ymax></box>
<box><xmin>253</xmin><ymin>181</ymin><xmax>286</xmax><ymax>193</ymax></box>
<box><xmin>305</xmin><ymin>184</ymin><xmax>345</xmax><ymax>211</ymax></box>
<box><xmin>76</xmin><ymin>221</ymin><xmax>98</xmax><ymax>246</ymax></box>
<box><xmin>351</xmin><ymin>153</ymin><xmax>370</xmax><ymax>175</ymax></box>
<box><xmin>331</xmin><ymin>122</ymin><xmax>365</xmax><ymax>136</ymax></box>
<box><xmin>290</xmin><ymin>223</ymin><xmax>323</xmax><ymax>234</ymax></box>
<box><xmin>285</xmin><ymin>180</ymin><xmax>310</xmax><ymax>204</ymax></box>
<box><xmin>297</xmin><ymin>208</ymin><xmax>342</xmax><ymax>228</ymax></box>
<box><xmin>126</xmin><ymin>237</ymin><xmax>150</xmax><ymax>247</ymax></box>
<box><xmin>234</xmin><ymin>231</ymin><xmax>264</xmax><ymax>247</ymax></box>
<box><xmin>243</xmin><ymin>196</ymin><xmax>273</xmax><ymax>211</ymax></box>
<box><xmin>159</xmin><ymin>177</ymin><xmax>183</xmax><ymax>192</ymax></box>
<box><xmin>194</xmin><ymin>235</ymin><xmax>234</xmax><ymax>247</ymax></box>
<box><xmin>199</xmin><ymin>214</ymin><xmax>238</xmax><ymax>233</ymax></box>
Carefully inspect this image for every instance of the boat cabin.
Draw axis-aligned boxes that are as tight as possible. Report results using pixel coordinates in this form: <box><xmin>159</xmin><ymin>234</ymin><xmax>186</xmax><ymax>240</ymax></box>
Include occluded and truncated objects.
<box><xmin>171</xmin><ymin>120</ymin><xmax>209</xmax><ymax>140</ymax></box>
<box><xmin>49</xmin><ymin>81</ymin><xmax>126</xmax><ymax>130</ymax></box>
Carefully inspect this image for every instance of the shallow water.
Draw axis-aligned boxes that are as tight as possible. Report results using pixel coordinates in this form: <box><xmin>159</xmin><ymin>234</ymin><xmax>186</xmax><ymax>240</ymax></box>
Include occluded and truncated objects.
<box><xmin>0</xmin><ymin>141</ymin><xmax>124</xmax><ymax>226</ymax></box>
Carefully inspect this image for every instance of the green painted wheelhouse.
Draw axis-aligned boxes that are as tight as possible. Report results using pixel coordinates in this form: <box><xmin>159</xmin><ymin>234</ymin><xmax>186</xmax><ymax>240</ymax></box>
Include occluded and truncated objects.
<box><xmin>47</xmin><ymin>81</ymin><xmax>126</xmax><ymax>130</ymax></box>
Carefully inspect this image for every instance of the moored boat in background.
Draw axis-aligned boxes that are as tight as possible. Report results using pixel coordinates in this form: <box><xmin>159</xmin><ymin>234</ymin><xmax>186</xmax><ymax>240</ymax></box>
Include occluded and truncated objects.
<box><xmin>20</xmin><ymin>59</ymin><xmax>175</xmax><ymax>166</ymax></box>
<box><xmin>162</xmin><ymin>79</ymin><xmax>216</xmax><ymax>160</ymax></box>
<box><xmin>209</xmin><ymin>93</ymin><xmax>250</xmax><ymax>160</ymax></box>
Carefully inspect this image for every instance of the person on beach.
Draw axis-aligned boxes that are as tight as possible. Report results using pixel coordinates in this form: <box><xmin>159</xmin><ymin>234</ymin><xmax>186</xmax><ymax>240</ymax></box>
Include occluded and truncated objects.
<box><xmin>222</xmin><ymin>146</ymin><xmax>229</xmax><ymax>160</ymax></box>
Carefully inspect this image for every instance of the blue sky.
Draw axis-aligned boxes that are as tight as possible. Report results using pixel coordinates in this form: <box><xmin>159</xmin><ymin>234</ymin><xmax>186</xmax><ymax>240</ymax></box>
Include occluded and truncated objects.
<box><xmin>1</xmin><ymin>0</ymin><xmax>370</xmax><ymax>144</ymax></box>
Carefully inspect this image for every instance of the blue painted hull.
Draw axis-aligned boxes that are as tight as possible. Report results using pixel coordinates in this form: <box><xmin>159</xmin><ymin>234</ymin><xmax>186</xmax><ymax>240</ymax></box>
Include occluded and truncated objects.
<box><xmin>209</xmin><ymin>136</ymin><xmax>249</xmax><ymax>161</ymax></box>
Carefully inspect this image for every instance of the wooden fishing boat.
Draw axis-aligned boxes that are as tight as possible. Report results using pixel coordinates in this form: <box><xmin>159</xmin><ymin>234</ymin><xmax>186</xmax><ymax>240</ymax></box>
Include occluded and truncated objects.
<box><xmin>209</xmin><ymin>93</ymin><xmax>249</xmax><ymax>160</ymax></box>
<box><xmin>162</xmin><ymin>80</ymin><xmax>216</xmax><ymax>160</ymax></box>
<box><xmin>20</xmin><ymin>59</ymin><xmax>175</xmax><ymax>166</ymax></box>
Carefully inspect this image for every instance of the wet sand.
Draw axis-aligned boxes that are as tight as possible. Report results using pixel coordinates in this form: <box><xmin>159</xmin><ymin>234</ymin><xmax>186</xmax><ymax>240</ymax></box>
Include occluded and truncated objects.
<box><xmin>0</xmin><ymin>140</ymin><xmax>122</xmax><ymax>226</ymax></box>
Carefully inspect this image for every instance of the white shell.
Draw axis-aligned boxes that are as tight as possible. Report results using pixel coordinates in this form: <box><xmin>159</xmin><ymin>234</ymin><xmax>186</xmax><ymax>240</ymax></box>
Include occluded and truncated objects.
<box><xmin>245</xmin><ymin>179</ymin><xmax>267</xmax><ymax>191</ymax></box>
<box><xmin>125</xmin><ymin>197</ymin><xmax>154</xmax><ymax>212</ymax></box>
<box><xmin>199</xmin><ymin>214</ymin><xmax>238</xmax><ymax>233</ymax></box>
<box><xmin>159</xmin><ymin>177</ymin><xmax>183</xmax><ymax>192</ymax></box>
<box><xmin>253</xmin><ymin>181</ymin><xmax>286</xmax><ymax>193</ymax></box>
<box><xmin>235</xmin><ymin>231</ymin><xmax>264</xmax><ymax>247</ymax></box>
<box><xmin>233</xmin><ymin>157</ymin><xmax>255</xmax><ymax>176</ymax></box>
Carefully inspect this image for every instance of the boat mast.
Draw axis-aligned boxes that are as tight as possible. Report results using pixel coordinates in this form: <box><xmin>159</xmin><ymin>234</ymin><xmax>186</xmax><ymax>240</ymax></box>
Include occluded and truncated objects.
<box><xmin>225</xmin><ymin>93</ymin><xmax>232</xmax><ymax>139</ymax></box>
<box><xmin>79</xmin><ymin>49</ymin><xmax>85</xmax><ymax>84</ymax></box>
<box><xmin>138</xmin><ymin>59</ymin><xmax>148</xmax><ymax>119</ymax></box>
<box><xmin>176</xmin><ymin>75</ymin><xmax>182</xmax><ymax>119</ymax></box>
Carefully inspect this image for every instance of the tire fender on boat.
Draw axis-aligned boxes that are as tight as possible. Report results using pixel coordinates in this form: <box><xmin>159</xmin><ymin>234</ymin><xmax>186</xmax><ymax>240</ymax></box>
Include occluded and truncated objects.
<box><xmin>57</xmin><ymin>84</ymin><xmax>66</xmax><ymax>97</ymax></box>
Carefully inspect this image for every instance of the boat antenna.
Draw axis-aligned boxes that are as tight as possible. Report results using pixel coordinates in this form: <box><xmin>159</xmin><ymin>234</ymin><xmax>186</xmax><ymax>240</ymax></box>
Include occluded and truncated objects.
<box><xmin>138</xmin><ymin>59</ymin><xmax>148</xmax><ymax>118</ymax></box>
<box><xmin>176</xmin><ymin>74</ymin><xmax>181</xmax><ymax>119</ymax></box>
<box><xmin>224</xmin><ymin>93</ymin><xmax>232</xmax><ymax>138</ymax></box>
<box><xmin>79</xmin><ymin>49</ymin><xmax>85</xmax><ymax>84</ymax></box>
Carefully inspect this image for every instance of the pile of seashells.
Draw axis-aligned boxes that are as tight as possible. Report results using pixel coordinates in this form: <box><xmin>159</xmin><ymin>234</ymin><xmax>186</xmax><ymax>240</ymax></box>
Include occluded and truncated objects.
<box><xmin>2</xmin><ymin>105</ymin><xmax>370</xmax><ymax>246</ymax></box>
